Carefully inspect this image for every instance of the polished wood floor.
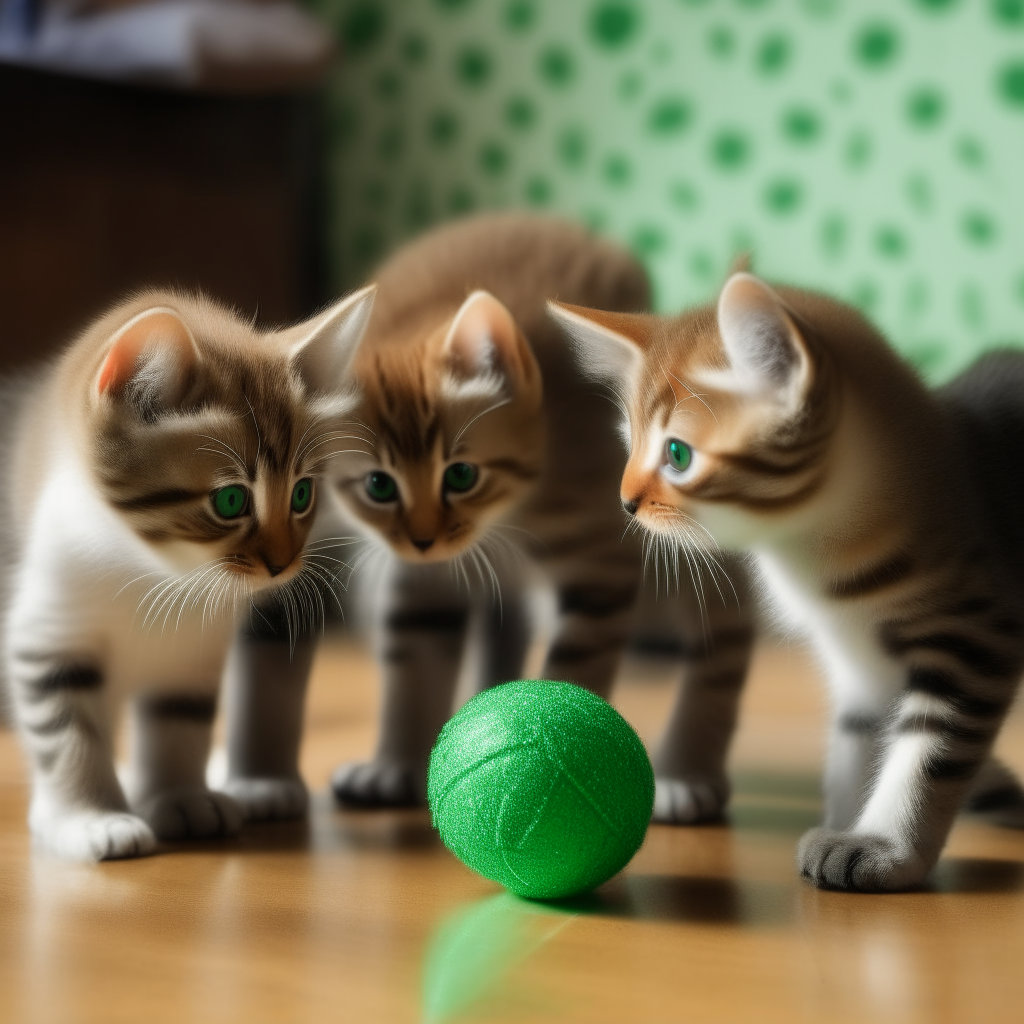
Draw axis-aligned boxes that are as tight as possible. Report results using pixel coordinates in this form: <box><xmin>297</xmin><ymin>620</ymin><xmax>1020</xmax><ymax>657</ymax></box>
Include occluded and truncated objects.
<box><xmin>2</xmin><ymin>638</ymin><xmax>1024</xmax><ymax>1024</ymax></box>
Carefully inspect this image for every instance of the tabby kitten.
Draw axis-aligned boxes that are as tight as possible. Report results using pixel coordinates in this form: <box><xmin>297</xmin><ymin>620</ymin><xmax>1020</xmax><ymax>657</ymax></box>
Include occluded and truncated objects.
<box><xmin>551</xmin><ymin>272</ymin><xmax>1024</xmax><ymax>891</ymax></box>
<box><xmin>2</xmin><ymin>284</ymin><xmax>374</xmax><ymax>860</ymax></box>
<box><xmin>232</xmin><ymin>213</ymin><xmax>754</xmax><ymax>816</ymax></box>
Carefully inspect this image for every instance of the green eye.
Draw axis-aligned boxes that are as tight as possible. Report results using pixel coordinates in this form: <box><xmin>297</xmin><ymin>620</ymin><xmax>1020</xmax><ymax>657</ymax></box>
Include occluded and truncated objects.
<box><xmin>365</xmin><ymin>471</ymin><xmax>398</xmax><ymax>503</ymax></box>
<box><xmin>666</xmin><ymin>439</ymin><xmax>693</xmax><ymax>472</ymax></box>
<box><xmin>443</xmin><ymin>462</ymin><xmax>478</xmax><ymax>493</ymax></box>
<box><xmin>291</xmin><ymin>478</ymin><xmax>313</xmax><ymax>513</ymax></box>
<box><xmin>212</xmin><ymin>485</ymin><xmax>248</xmax><ymax>519</ymax></box>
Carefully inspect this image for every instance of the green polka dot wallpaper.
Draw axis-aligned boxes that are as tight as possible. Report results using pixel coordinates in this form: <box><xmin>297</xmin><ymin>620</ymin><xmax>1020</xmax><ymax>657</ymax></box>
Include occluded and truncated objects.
<box><xmin>310</xmin><ymin>0</ymin><xmax>1024</xmax><ymax>381</ymax></box>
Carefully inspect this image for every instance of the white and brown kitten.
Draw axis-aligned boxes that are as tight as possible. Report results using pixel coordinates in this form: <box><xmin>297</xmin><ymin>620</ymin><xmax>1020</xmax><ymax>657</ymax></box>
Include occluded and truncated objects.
<box><xmin>302</xmin><ymin>213</ymin><xmax>754</xmax><ymax>814</ymax></box>
<box><xmin>552</xmin><ymin>272</ymin><xmax>1024</xmax><ymax>891</ymax></box>
<box><xmin>228</xmin><ymin>215</ymin><xmax>754</xmax><ymax>820</ymax></box>
<box><xmin>1</xmin><ymin>284</ymin><xmax>374</xmax><ymax>860</ymax></box>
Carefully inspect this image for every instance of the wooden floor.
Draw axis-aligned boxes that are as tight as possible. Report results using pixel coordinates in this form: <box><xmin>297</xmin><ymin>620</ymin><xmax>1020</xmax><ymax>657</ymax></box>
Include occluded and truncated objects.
<box><xmin>2</xmin><ymin>639</ymin><xmax>1024</xmax><ymax>1024</ymax></box>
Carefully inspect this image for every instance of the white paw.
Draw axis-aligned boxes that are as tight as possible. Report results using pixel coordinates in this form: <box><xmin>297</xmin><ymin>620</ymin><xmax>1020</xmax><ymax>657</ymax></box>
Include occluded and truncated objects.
<box><xmin>652</xmin><ymin>776</ymin><xmax>729</xmax><ymax>824</ymax></box>
<box><xmin>331</xmin><ymin>760</ymin><xmax>425</xmax><ymax>807</ymax></box>
<box><xmin>221</xmin><ymin>777</ymin><xmax>308</xmax><ymax>822</ymax></box>
<box><xmin>32</xmin><ymin>810</ymin><xmax>157</xmax><ymax>862</ymax></box>
<box><xmin>797</xmin><ymin>827</ymin><xmax>928</xmax><ymax>891</ymax></box>
<box><xmin>135</xmin><ymin>788</ymin><xmax>243</xmax><ymax>841</ymax></box>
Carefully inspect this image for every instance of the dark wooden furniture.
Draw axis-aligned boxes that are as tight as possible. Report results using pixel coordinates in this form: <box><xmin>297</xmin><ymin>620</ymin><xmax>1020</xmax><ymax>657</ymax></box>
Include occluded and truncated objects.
<box><xmin>0</xmin><ymin>63</ymin><xmax>326</xmax><ymax>372</ymax></box>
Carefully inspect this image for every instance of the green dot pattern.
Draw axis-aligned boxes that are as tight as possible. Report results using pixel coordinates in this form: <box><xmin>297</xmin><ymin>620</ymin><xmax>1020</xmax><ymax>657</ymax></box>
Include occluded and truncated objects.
<box><xmin>316</xmin><ymin>0</ymin><xmax>1024</xmax><ymax>381</ymax></box>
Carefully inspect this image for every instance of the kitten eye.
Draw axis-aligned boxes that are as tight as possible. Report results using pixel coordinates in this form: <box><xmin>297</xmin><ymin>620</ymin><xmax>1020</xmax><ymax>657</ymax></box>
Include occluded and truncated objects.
<box><xmin>291</xmin><ymin>478</ymin><xmax>313</xmax><ymax>513</ymax></box>
<box><xmin>365</xmin><ymin>471</ymin><xmax>398</xmax><ymax>503</ymax></box>
<box><xmin>212</xmin><ymin>485</ymin><xmax>249</xmax><ymax>519</ymax></box>
<box><xmin>443</xmin><ymin>462</ymin><xmax>478</xmax><ymax>493</ymax></box>
<box><xmin>666</xmin><ymin>439</ymin><xmax>693</xmax><ymax>472</ymax></box>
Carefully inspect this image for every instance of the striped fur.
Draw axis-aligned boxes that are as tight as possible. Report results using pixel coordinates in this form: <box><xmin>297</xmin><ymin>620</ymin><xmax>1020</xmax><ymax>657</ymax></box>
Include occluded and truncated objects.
<box><xmin>1</xmin><ymin>286</ymin><xmax>374</xmax><ymax>860</ymax></box>
<box><xmin>553</xmin><ymin>273</ymin><xmax>1024</xmax><ymax>891</ymax></box>
<box><xmin>264</xmin><ymin>214</ymin><xmax>758</xmax><ymax>814</ymax></box>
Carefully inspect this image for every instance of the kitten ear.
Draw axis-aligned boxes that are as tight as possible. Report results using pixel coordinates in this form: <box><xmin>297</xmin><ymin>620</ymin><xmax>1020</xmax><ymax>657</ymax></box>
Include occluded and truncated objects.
<box><xmin>716</xmin><ymin>273</ymin><xmax>811</xmax><ymax>401</ymax></box>
<box><xmin>442</xmin><ymin>290</ymin><xmax>540</xmax><ymax>397</ymax></box>
<box><xmin>289</xmin><ymin>284</ymin><xmax>376</xmax><ymax>393</ymax></box>
<box><xmin>96</xmin><ymin>307</ymin><xmax>197</xmax><ymax>408</ymax></box>
<box><xmin>546</xmin><ymin>302</ymin><xmax>647</xmax><ymax>392</ymax></box>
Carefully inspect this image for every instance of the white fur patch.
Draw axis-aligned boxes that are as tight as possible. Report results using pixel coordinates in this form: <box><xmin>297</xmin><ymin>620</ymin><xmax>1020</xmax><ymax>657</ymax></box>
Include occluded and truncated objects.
<box><xmin>856</xmin><ymin>732</ymin><xmax>937</xmax><ymax>838</ymax></box>
<box><xmin>439</xmin><ymin>371</ymin><xmax>507</xmax><ymax>404</ymax></box>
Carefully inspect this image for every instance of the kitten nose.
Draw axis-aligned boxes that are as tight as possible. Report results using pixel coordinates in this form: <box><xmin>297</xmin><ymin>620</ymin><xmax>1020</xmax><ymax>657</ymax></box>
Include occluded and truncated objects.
<box><xmin>262</xmin><ymin>557</ymin><xmax>285</xmax><ymax>577</ymax></box>
<box><xmin>412</xmin><ymin>538</ymin><xmax>434</xmax><ymax>552</ymax></box>
<box><xmin>622</xmin><ymin>498</ymin><xmax>640</xmax><ymax>516</ymax></box>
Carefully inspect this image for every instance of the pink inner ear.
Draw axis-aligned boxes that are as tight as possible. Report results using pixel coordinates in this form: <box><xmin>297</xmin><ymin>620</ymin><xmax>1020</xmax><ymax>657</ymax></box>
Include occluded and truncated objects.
<box><xmin>98</xmin><ymin>310</ymin><xmax>192</xmax><ymax>395</ymax></box>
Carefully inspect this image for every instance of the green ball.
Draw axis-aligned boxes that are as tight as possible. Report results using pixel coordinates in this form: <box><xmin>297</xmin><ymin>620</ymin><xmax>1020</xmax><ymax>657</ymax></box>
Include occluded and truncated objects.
<box><xmin>428</xmin><ymin>679</ymin><xmax>654</xmax><ymax>900</ymax></box>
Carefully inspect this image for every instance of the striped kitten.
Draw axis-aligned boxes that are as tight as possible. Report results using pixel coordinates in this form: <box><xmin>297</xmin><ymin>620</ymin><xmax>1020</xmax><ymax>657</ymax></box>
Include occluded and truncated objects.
<box><xmin>552</xmin><ymin>272</ymin><xmax>1024</xmax><ymax>891</ymax></box>
<box><xmin>1</xmin><ymin>285</ymin><xmax>374</xmax><ymax>860</ymax></box>
<box><xmin>238</xmin><ymin>213</ymin><xmax>753</xmax><ymax>815</ymax></box>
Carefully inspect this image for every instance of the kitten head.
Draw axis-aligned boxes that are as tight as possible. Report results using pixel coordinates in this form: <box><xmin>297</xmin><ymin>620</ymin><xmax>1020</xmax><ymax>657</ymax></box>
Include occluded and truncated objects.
<box><xmin>76</xmin><ymin>285</ymin><xmax>375</xmax><ymax>596</ymax></box>
<box><xmin>550</xmin><ymin>273</ymin><xmax>836</xmax><ymax>548</ymax></box>
<box><xmin>329</xmin><ymin>290</ymin><xmax>544</xmax><ymax>562</ymax></box>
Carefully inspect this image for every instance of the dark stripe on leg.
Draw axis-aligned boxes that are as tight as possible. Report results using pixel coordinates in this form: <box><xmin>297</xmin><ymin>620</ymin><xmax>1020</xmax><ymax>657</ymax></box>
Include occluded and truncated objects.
<box><xmin>896</xmin><ymin>715</ymin><xmax>991</xmax><ymax>744</ymax></box>
<box><xmin>882</xmin><ymin>630</ymin><xmax>1017</xmax><ymax>678</ymax></box>
<box><xmin>25</xmin><ymin>708</ymin><xmax>78</xmax><ymax>736</ymax></box>
<box><xmin>692</xmin><ymin>668</ymin><xmax>749</xmax><ymax>690</ymax></box>
<box><xmin>24</xmin><ymin>666</ymin><xmax>103</xmax><ymax>701</ymax></box>
<box><xmin>828</xmin><ymin>553</ymin><xmax>912</xmax><ymax>600</ymax></box>
<box><xmin>139</xmin><ymin>694</ymin><xmax>217</xmax><ymax>722</ymax></box>
<box><xmin>385</xmin><ymin>609</ymin><xmax>467</xmax><ymax>632</ymax></box>
<box><xmin>558</xmin><ymin>585</ymin><xmax>636</xmax><ymax>619</ymax></box>
<box><xmin>905</xmin><ymin>668</ymin><xmax>1006</xmax><ymax>718</ymax></box>
<box><xmin>923</xmin><ymin>754</ymin><xmax>982</xmax><ymax>782</ymax></box>
<box><xmin>547</xmin><ymin>639</ymin><xmax>619</xmax><ymax>666</ymax></box>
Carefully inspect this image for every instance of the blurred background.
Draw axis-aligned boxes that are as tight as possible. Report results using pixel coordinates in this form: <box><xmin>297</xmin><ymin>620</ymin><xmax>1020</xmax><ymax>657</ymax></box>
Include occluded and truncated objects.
<box><xmin>1</xmin><ymin>0</ymin><xmax>1022</xmax><ymax>381</ymax></box>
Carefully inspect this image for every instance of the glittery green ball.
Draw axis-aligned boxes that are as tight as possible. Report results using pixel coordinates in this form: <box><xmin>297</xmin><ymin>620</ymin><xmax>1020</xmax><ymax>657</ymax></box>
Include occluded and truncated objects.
<box><xmin>428</xmin><ymin>680</ymin><xmax>654</xmax><ymax>900</ymax></box>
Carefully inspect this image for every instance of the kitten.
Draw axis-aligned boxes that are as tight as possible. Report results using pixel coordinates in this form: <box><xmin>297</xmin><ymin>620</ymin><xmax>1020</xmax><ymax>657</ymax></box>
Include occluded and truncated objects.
<box><xmin>551</xmin><ymin>272</ymin><xmax>1024</xmax><ymax>890</ymax></box>
<box><xmin>1</xmin><ymin>284</ymin><xmax>374</xmax><ymax>860</ymax></box>
<box><xmin>231</xmin><ymin>213</ymin><xmax>755</xmax><ymax>817</ymax></box>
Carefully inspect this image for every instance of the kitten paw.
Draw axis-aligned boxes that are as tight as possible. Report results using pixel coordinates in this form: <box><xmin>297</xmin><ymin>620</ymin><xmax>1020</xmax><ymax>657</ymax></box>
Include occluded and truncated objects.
<box><xmin>330</xmin><ymin>760</ymin><xmax>425</xmax><ymax>808</ymax></box>
<box><xmin>136</xmin><ymin>788</ymin><xmax>243</xmax><ymax>841</ymax></box>
<box><xmin>221</xmin><ymin>777</ymin><xmax>308</xmax><ymax>822</ymax></box>
<box><xmin>33</xmin><ymin>811</ymin><xmax>157</xmax><ymax>862</ymax></box>
<box><xmin>797</xmin><ymin>827</ymin><xmax>928</xmax><ymax>891</ymax></box>
<box><xmin>652</xmin><ymin>776</ymin><xmax>728</xmax><ymax>824</ymax></box>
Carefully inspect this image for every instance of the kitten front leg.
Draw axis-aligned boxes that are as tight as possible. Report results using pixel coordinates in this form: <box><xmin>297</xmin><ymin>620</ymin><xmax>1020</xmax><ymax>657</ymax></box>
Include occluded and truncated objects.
<box><xmin>10</xmin><ymin>652</ymin><xmax>156</xmax><ymax>861</ymax></box>
<box><xmin>799</xmin><ymin>663</ymin><xmax>1011</xmax><ymax>891</ymax></box>
<box><xmin>331</xmin><ymin>563</ymin><xmax>470</xmax><ymax>807</ymax></box>
<box><xmin>653</xmin><ymin>580</ymin><xmax>754</xmax><ymax>825</ymax></box>
<box><xmin>820</xmin><ymin>707</ymin><xmax>885</xmax><ymax>830</ymax></box>
<box><xmin>472</xmin><ymin>588</ymin><xmax>532</xmax><ymax>693</ymax></box>
<box><xmin>541</xmin><ymin>548</ymin><xmax>640</xmax><ymax>699</ymax></box>
<box><xmin>222</xmin><ymin>608</ymin><xmax>316</xmax><ymax>822</ymax></box>
<box><xmin>128</xmin><ymin>689</ymin><xmax>242</xmax><ymax>841</ymax></box>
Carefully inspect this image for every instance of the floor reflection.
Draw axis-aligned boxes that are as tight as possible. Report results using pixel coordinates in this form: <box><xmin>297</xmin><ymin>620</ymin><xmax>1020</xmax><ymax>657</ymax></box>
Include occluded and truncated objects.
<box><xmin>422</xmin><ymin>892</ymin><xmax>570</xmax><ymax>1023</ymax></box>
<box><xmin>421</xmin><ymin>869</ymin><xmax>795</xmax><ymax>1021</ymax></box>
